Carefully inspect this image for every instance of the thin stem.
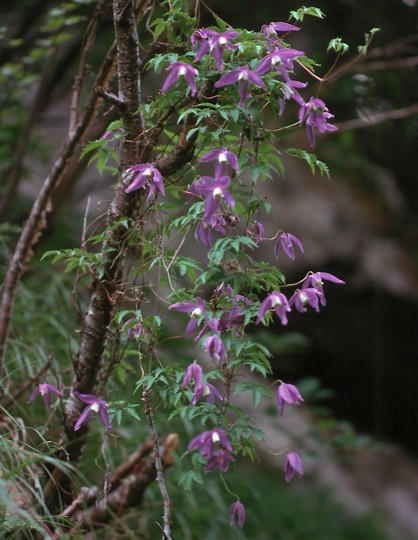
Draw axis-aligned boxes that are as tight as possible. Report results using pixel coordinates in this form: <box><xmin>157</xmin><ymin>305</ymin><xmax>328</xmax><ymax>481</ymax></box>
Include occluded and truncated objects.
<box><xmin>143</xmin><ymin>390</ymin><xmax>173</xmax><ymax>540</ymax></box>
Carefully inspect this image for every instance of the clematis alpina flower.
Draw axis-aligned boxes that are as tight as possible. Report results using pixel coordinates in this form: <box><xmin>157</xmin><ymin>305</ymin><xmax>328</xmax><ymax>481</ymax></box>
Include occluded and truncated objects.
<box><xmin>274</xmin><ymin>232</ymin><xmax>304</xmax><ymax>260</ymax></box>
<box><xmin>256</xmin><ymin>47</ymin><xmax>304</xmax><ymax>76</ymax></box>
<box><xmin>206</xmin><ymin>449</ymin><xmax>235</xmax><ymax>472</ymax></box>
<box><xmin>74</xmin><ymin>392</ymin><xmax>112</xmax><ymax>432</ymax></box>
<box><xmin>230</xmin><ymin>501</ymin><xmax>246</xmax><ymax>528</ymax></box>
<box><xmin>250</xmin><ymin>220</ymin><xmax>264</xmax><ymax>244</ymax></box>
<box><xmin>122</xmin><ymin>317</ymin><xmax>144</xmax><ymax>339</ymax></box>
<box><xmin>204</xmin><ymin>335</ymin><xmax>227</xmax><ymax>363</ymax></box>
<box><xmin>277</xmin><ymin>382</ymin><xmax>304</xmax><ymax>416</ymax></box>
<box><xmin>302</xmin><ymin>271</ymin><xmax>345</xmax><ymax>306</ymax></box>
<box><xmin>215</xmin><ymin>66</ymin><xmax>266</xmax><ymax>106</ymax></box>
<box><xmin>191</xmin><ymin>28</ymin><xmax>218</xmax><ymax>60</ymax></box>
<box><xmin>298</xmin><ymin>96</ymin><xmax>338</xmax><ymax>148</ymax></box>
<box><xmin>182</xmin><ymin>361</ymin><xmax>203</xmax><ymax>390</ymax></box>
<box><xmin>283</xmin><ymin>451</ymin><xmax>304</xmax><ymax>482</ymax></box>
<box><xmin>209</xmin><ymin>31</ymin><xmax>240</xmax><ymax>71</ymax></box>
<box><xmin>27</xmin><ymin>383</ymin><xmax>63</xmax><ymax>410</ymax></box>
<box><xmin>257</xmin><ymin>291</ymin><xmax>291</xmax><ymax>326</ymax></box>
<box><xmin>200</xmin><ymin>175</ymin><xmax>235</xmax><ymax>220</ymax></box>
<box><xmin>278</xmin><ymin>79</ymin><xmax>306</xmax><ymax>114</ymax></box>
<box><xmin>188</xmin><ymin>427</ymin><xmax>233</xmax><ymax>456</ymax></box>
<box><xmin>262</xmin><ymin>21</ymin><xmax>300</xmax><ymax>40</ymax></box>
<box><xmin>290</xmin><ymin>288</ymin><xmax>321</xmax><ymax>313</ymax></box>
<box><xmin>162</xmin><ymin>62</ymin><xmax>199</xmax><ymax>97</ymax></box>
<box><xmin>202</xmin><ymin>383</ymin><xmax>223</xmax><ymax>404</ymax></box>
<box><xmin>125</xmin><ymin>163</ymin><xmax>165</xmax><ymax>199</ymax></box>
<box><xmin>169</xmin><ymin>297</ymin><xmax>206</xmax><ymax>335</ymax></box>
<box><xmin>188</xmin><ymin>428</ymin><xmax>234</xmax><ymax>471</ymax></box>
<box><xmin>195</xmin><ymin>213</ymin><xmax>227</xmax><ymax>247</ymax></box>
<box><xmin>200</xmin><ymin>148</ymin><xmax>239</xmax><ymax>177</ymax></box>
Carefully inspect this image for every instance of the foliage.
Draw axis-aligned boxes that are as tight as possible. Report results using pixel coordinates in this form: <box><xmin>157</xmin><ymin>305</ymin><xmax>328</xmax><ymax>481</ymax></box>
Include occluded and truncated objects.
<box><xmin>0</xmin><ymin>0</ymin><xmax>385</xmax><ymax>538</ymax></box>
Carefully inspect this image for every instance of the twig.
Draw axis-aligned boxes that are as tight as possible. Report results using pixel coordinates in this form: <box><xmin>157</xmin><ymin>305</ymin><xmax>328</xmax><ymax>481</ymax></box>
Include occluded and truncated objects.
<box><xmin>143</xmin><ymin>390</ymin><xmax>173</xmax><ymax>540</ymax></box>
<box><xmin>336</xmin><ymin>102</ymin><xmax>418</xmax><ymax>131</ymax></box>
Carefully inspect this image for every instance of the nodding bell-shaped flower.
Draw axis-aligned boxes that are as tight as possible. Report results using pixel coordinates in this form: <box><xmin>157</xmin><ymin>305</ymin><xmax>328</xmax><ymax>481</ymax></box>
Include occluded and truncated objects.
<box><xmin>125</xmin><ymin>163</ymin><xmax>165</xmax><ymax>200</ymax></box>
<box><xmin>284</xmin><ymin>451</ymin><xmax>304</xmax><ymax>482</ymax></box>
<box><xmin>215</xmin><ymin>66</ymin><xmax>266</xmax><ymax>106</ymax></box>
<box><xmin>302</xmin><ymin>271</ymin><xmax>345</xmax><ymax>306</ymax></box>
<box><xmin>274</xmin><ymin>232</ymin><xmax>304</xmax><ymax>260</ymax></box>
<box><xmin>298</xmin><ymin>97</ymin><xmax>338</xmax><ymax>148</ymax></box>
<box><xmin>162</xmin><ymin>62</ymin><xmax>199</xmax><ymax>97</ymax></box>
<box><xmin>74</xmin><ymin>392</ymin><xmax>113</xmax><ymax>432</ymax></box>
<box><xmin>229</xmin><ymin>501</ymin><xmax>246</xmax><ymax>528</ymax></box>
<box><xmin>257</xmin><ymin>291</ymin><xmax>291</xmax><ymax>326</ymax></box>
<box><xmin>27</xmin><ymin>383</ymin><xmax>63</xmax><ymax>410</ymax></box>
<box><xmin>290</xmin><ymin>287</ymin><xmax>321</xmax><ymax>313</ymax></box>
<box><xmin>277</xmin><ymin>382</ymin><xmax>304</xmax><ymax>416</ymax></box>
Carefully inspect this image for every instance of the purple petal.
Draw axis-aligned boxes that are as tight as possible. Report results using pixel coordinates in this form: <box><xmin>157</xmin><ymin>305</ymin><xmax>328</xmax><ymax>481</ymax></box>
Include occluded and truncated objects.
<box><xmin>98</xmin><ymin>407</ymin><xmax>113</xmax><ymax>431</ymax></box>
<box><xmin>74</xmin><ymin>406</ymin><xmax>93</xmax><ymax>431</ymax></box>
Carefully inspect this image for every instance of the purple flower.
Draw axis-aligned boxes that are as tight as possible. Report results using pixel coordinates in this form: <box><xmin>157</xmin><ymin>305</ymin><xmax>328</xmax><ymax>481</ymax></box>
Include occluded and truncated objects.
<box><xmin>204</xmin><ymin>335</ymin><xmax>227</xmax><ymax>363</ymax></box>
<box><xmin>278</xmin><ymin>79</ymin><xmax>306</xmax><ymax>114</ymax></box>
<box><xmin>249</xmin><ymin>220</ymin><xmax>264</xmax><ymax>244</ymax></box>
<box><xmin>230</xmin><ymin>501</ymin><xmax>246</xmax><ymax>528</ymax></box>
<box><xmin>274</xmin><ymin>232</ymin><xmax>304</xmax><ymax>260</ymax></box>
<box><xmin>298</xmin><ymin>97</ymin><xmax>338</xmax><ymax>148</ymax></box>
<box><xmin>256</xmin><ymin>47</ymin><xmax>304</xmax><ymax>76</ymax></box>
<box><xmin>191</xmin><ymin>28</ymin><xmax>218</xmax><ymax>61</ymax></box>
<box><xmin>283</xmin><ymin>451</ymin><xmax>304</xmax><ymax>482</ymax></box>
<box><xmin>209</xmin><ymin>31</ymin><xmax>240</xmax><ymax>71</ymax></box>
<box><xmin>168</xmin><ymin>297</ymin><xmax>206</xmax><ymax>335</ymax></box>
<box><xmin>188</xmin><ymin>427</ymin><xmax>233</xmax><ymax>457</ymax></box>
<box><xmin>162</xmin><ymin>62</ymin><xmax>199</xmax><ymax>97</ymax></box>
<box><xmin>125</xmin><ymin>163</ymin><xmax>165</xmax><ymax>199</ymax></box>
<box><xmin>200</xmin><ymin>148</ymin><xmax>239</xmax><ymax>177</ymax></box>
<box><xmin>302</xmin><ymin>271</ymin><xmax>345</xmax><ymax>306</ymax></box>
<box><xmin>289</xmin><ymin>288</ymin><xmax>321</xmax><ymax>313</ymax></box>
<box><xmin>195</xmin><ymin>213</ymin><xmax>227</xmax><ymax>247</ymax></box>
<box><xmin>262</xmin><ymin>21</ymin><xmax>300</xmax><ymax>40</ymax></box>
<box><xmin>206</xmin><ymin>449</ymin><xmax>235</xmax><ymax>472</ymax></box>
<box><xmin>198</xmin><ymin>175</ymin><xmax>235</xmax><ymax>220</ymax></box>
<box><xmin>215</xmin><ymin>66</ymin><xmax>266</xmax><ymax>106</ymax></box>
<box><xmin>27</xmin><ymin>383</ymin><xmax>63</xmax><ymax>410</ymax></box>
<box><xmin>277</xmin><ymin>383</ymin><xmax>304</xmax><ymax>416</ymax></box>
<box><xmin>74</xmin><ymin>392</ymin><xmax>113</xmax><ymax>432</ymax></box>
<box><xmin>257</xmin><ymin>291</ymin><xmax>291</xmax><ymax>326</ymax></box>
<box><xmin>188</xmin><ymin>428</ymin><xmax>234</xmax><ymax>472</ymax></box>
<box><xmin>122</xmin><ymin>317</ymin><xmax>144</xmax><ymax>339</ymax></box>
<box><xmin>182</xmin><ymin>361</ymin><xmax>203</xmax><ymax>390</ymax></box>
<box><xmin>182</xmin><ymin>361</ymin><xmax>204</xmax><ymax>405</ymax></box>
<box><xmin>203</xmin><ymin>383</ymin><xmax>223</xmax><ymax>404</ymax></box>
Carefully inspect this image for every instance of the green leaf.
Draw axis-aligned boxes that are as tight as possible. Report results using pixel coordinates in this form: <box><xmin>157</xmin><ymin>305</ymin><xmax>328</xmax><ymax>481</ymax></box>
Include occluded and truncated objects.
<box><xmin>286</xmin><ymin>148</ymin><xmax>330</xmax><ymax>178</ymax></box>
<box><xmin>289</xmin><ymin>6</ymin><xmax>325</xmax><ymax>22</ymax></box>
<box><xmin>327</xmin><ymin>38</ymin><xmax>349</xmax><ymax>54</ymax></box>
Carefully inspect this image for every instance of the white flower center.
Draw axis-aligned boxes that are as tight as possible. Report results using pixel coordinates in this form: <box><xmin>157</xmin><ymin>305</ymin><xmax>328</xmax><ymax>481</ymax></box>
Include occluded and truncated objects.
<box><xmin>271</xmin><ymin>295</ymin><xmax>283</xmax><ymax>308</ymax></box>
<box><xmin>90</xmin><ymin>402</ymin><xmax>100</xmax><ymax>414</ymax></box>
<box><xmin>218</xmin><ymin>152</ymin><xmax>227</xmax><ymax>163</ymax></box>
<box><xmin>143</xmin><ymin>167</ymin><xmax>153</xmax><ymax>177</ymax></box>
<box><xmin>191</xmin><ymin>307</ymin><xmax>203</xmax><ymax>318</ymax></box>
<box><xmin>213</xmin><ymin>187</ymin><xmax>223</xmax><ymax>199</ymax></box>
<box><xmin>271</xmin><ymin>55</ymin><xmax>282</xmax><ymax>66</ymax></box>
<box><xmin>219</xmin><ymin>37</ymin><xmax>227</xmax><ymax>46</ymax></box>
<box><xmin>238</xmin><ymin>70</ymin><xmax>248</xmax><ymax>81</ymax></box>
<box><xmin>178</xmin><ymin>66</ymin><xmax>187</xmax><ymax>76</ymax></box>
<box><xmin>312</xmin><ymin>277</ymin><xmax>323</xmax><ymax>287</ymax></box>
<box><xmin>212</xmin><ymin>431</ymin><xmax>220</xmax><ymax>443</ymax></box>
<box><xmin>40</xmin><ymin>385</ymin><xmax>47</xmax><ymax>395</ymax></box>
<box><xmin>299</xmin><ymin>292</ymin><xmax>309</xmax><ymax>305</ymax></box>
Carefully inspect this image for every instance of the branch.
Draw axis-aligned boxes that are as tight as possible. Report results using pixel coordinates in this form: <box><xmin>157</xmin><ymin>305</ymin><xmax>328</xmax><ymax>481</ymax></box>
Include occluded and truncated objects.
<box><xmin>144</xmin><ymin>391</ymin><xmax>173</xmax><ymax>540</ymax></box>
<box><xmin>336</xmin><ymin>102</ymin><xmax>418</xmax><ymax>131</ymax></box>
